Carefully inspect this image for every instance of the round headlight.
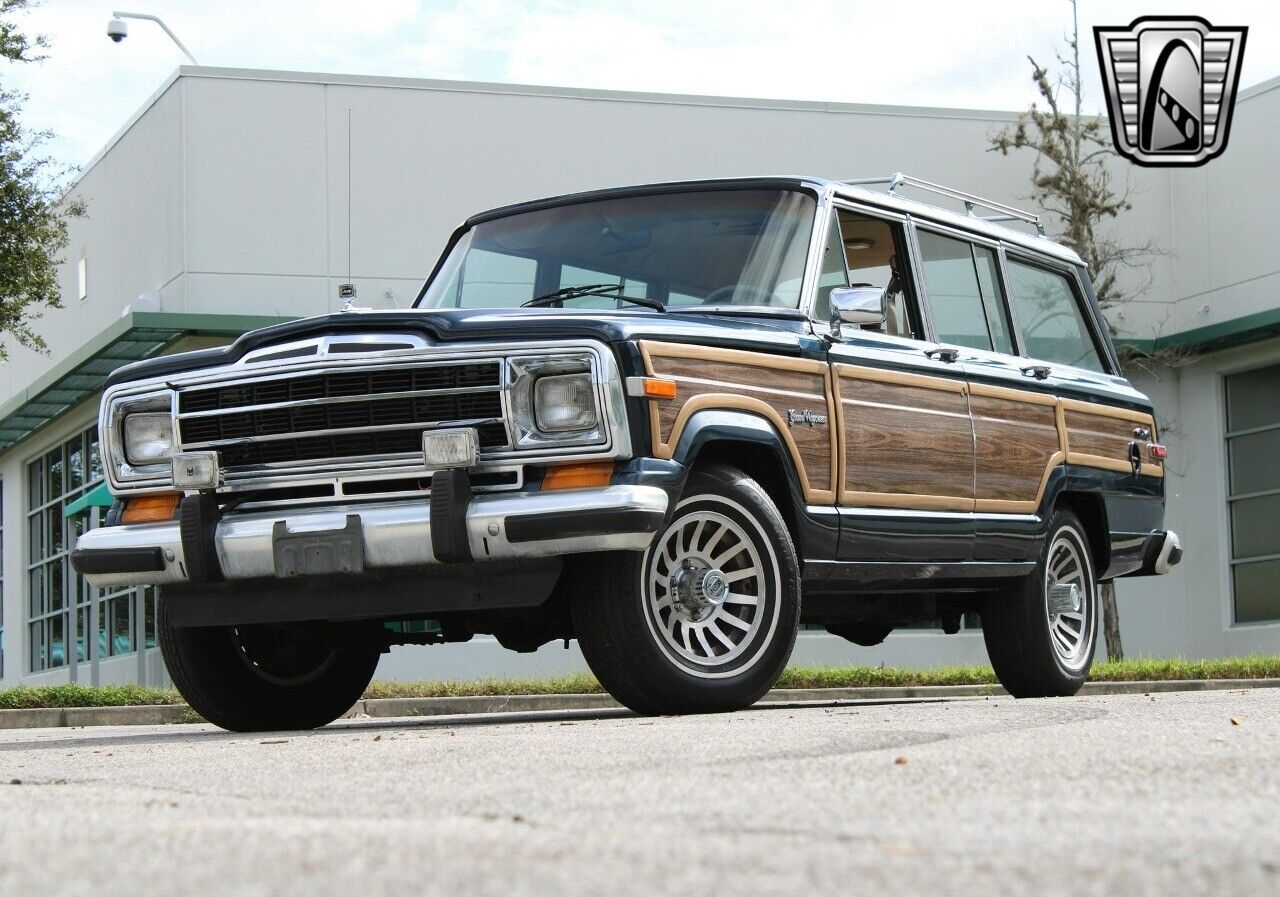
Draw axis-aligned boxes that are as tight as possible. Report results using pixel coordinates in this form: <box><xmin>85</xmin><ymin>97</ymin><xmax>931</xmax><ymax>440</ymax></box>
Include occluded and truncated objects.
<box><xmin>534</xmin><ymin>373</ymin><xmax>598</xmax><ymax>432</ymax></box>
<box><xmin>123</xmin><ymin>412</ymin><xmax>176</xmax><ymax>465</ymax></box>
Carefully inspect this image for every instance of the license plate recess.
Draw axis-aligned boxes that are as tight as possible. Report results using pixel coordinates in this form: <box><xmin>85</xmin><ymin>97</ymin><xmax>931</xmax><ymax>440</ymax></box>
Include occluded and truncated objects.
<box><xmin>272</xmin><ymin>515</ymin><xmax>365</xmax><ymax>578</ymax></box>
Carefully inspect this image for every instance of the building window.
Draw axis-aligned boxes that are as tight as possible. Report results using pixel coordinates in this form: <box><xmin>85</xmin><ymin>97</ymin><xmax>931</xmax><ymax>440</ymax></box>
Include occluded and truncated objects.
<box><xmin>78</xmin><ymin>257</ymin><xmax>88</xmax><ymax>301</ymax></box>
<box><xmin>26</xmin><ymin>426</ymin><xmax>155</xmax><ymax>672</ymax></box>
<box><xmin>1225</xmin><ymin>362</ymin><xmax>1280</xmax><ymax>624</ymax></box>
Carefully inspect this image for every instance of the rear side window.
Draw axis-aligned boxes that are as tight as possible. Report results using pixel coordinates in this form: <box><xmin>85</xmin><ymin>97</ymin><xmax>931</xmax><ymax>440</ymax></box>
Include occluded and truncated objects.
<box><xmin>1004</xmin><ymin>259</ymin><xmax>1105</xmax><ymax>373</ymax></box>
<box><xmin>917</xmin><ymin>231</ymin><xmax>1013</xmax><ymax>354</ymax></box>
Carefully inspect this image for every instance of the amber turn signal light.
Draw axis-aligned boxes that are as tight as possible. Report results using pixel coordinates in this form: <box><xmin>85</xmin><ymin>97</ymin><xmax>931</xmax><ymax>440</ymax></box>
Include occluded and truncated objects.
<box><xmin>121</xmin><ymin>493</ymin><xmax>181</xmax><ymax>524</ymax></box>
<box><xmin>542</xmin><ymin>462</ymin><xmax>614</xmax><ymax>491</ymax></box>
<box><xmin>641</xmin><ymin>378</ymin><xmax>677</xmax><ymax>399</ymax></box>
<box><xmin>626</xmin><ymin>377</ymin><xmax>678</xmax><ymax>399</ymax></box>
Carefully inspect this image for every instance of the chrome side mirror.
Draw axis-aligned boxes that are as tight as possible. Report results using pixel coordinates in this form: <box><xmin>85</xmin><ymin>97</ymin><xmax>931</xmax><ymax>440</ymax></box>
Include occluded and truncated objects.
<box><xmin>829</xmin><ymin>286</ymin><xmax>886</xmax><ymax>339</ymax></box>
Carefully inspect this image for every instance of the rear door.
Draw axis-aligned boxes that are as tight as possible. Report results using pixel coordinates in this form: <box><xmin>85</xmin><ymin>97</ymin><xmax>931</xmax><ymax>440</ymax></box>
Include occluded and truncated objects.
<box><xmin>913</xmin><ymin>228</ymin><xmax>1067</xmax><ymax>562</ymax></box>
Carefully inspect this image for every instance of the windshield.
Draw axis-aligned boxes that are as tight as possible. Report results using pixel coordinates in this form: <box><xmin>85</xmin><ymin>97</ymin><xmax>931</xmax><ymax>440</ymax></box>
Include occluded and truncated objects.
<box><xmin>417</xmin><ymin>189</ymin><xmax>817</xmax><ymax>311</ymax></box>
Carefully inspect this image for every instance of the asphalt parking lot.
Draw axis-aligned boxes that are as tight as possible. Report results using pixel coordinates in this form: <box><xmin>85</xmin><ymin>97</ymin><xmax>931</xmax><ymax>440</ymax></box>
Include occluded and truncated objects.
<box><xmin>1</xmin><ymin>688</ymin><xmax>1276</xmax><ymax>897</ymax></box>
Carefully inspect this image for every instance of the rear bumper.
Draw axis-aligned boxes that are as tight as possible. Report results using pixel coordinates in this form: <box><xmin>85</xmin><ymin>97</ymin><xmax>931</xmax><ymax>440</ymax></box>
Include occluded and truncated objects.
<box><xmin>71</xmin><ymin>485</ymin><xmax>668</xmax><ymax>589</ymax></box>
<box><xmin>1124</xmin><ymin>529</ymin><xmax>1183</xmax><ymax>577</ymax></box>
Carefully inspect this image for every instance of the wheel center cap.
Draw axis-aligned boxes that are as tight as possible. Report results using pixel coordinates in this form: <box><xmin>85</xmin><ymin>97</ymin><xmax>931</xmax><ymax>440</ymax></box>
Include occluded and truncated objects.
<box><xmin>1047</xmin><ymin>582</ymin><xmax>1082</xmax><ymax>616</ymax></box>
<box><xmin>700</xmin><ymin>570</ymin><xmax>728</xmax><ymax>606</ymax></box>
<box><xmin>670</xmin><ymin>562</ymin><xmax>727</xmax><ymax>622</ymax></box>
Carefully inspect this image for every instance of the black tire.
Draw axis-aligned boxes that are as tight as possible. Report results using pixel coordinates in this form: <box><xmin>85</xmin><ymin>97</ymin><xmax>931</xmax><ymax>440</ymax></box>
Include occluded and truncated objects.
<box><xmin>571</xmin><ymin>464</ymin><xmax>801</xmax><ymax>715</ymax></box>
<box><xmin>157</xmin><ymin>596</ymin><xmax>380</xmax><ymax>732</ymax></box>
<box><xmin>981</xmin><ymin>508</ymin><xmax>1100</xmax><ymax>698</ymax></box>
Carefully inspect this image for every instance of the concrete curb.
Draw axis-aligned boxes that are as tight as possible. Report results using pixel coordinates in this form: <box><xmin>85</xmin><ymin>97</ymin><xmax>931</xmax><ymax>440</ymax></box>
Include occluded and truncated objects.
<box><xmin>3</xmin><ymin>677</ymin><xmax>1277</xmax><ymax>730</ymax></box>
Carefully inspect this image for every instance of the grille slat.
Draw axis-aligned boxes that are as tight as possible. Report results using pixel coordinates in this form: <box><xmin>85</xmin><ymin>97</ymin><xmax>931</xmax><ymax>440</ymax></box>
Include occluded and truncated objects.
<box><xmin>177</xmin><ymin>360</ymin><xmax>507</xmax><ymax>471</ymax></box>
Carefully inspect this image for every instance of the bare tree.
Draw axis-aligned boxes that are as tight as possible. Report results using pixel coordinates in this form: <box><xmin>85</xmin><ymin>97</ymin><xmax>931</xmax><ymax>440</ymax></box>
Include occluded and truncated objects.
<box><xmin>990</xmin><ymin>0</ymin><xmax>1161</xmax><ymax>661</ymax></box>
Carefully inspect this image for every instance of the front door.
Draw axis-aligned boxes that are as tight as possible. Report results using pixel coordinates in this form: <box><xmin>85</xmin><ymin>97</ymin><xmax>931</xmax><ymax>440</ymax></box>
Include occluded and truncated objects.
<box><xmin>820</xmin><ymin>206</ymin><xmax>977</xmax><ymax>562</ymax></box>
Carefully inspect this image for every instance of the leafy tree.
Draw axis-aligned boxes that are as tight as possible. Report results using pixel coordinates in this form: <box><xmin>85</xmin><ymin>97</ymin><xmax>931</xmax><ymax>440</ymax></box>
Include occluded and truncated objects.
<box><xmin>990</xmin><ymin>1</ymin><xmax>1160</xmax><ymax>662</ymax></box>
<box><xmin>1</xmin><ymin>0</ymin><xmax>83</xmax><ymax>359</ymax></box>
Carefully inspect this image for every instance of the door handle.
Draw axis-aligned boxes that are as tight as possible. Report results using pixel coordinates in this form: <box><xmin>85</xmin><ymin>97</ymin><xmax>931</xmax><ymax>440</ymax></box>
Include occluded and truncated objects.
<box><xmin>1021</xmin><ymin>364</ymin><xmax>1052</xmax><ymax>380</ymax></box>
<box><xmin>924</xmin><ymin>346</ymin><xmax>960</xmax><ymax>363</ymax></box>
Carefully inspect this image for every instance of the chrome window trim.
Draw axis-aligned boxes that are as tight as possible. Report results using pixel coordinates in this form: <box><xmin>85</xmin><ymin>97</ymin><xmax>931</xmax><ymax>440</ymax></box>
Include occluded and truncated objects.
<box><xmin>795</xmin><ymin>188</ymin><xmax>836</xmax><ymax>324</ymax></box>
<box><xmin>100</xmin><ymin>337</ymin><xmax>631</xmax><ymax>495</ymax></box>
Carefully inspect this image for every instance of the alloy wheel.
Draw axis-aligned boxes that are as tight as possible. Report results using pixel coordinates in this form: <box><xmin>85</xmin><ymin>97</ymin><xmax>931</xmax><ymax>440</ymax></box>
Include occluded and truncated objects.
<box><xmin>643</xmin><ymin>497</ymin><xmax>779</xmax><ymax>678</ymax></box>
<box><xmin>1043</xmin><ymin>531</ymin><xmax>1095</xmax><ymax>672</ymax></box>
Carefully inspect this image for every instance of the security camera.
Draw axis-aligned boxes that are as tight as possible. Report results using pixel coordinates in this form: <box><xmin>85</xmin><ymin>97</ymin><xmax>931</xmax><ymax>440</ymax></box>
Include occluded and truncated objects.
<box><xmin>107</xmin><ymin>17</ymin><xmax>128</xmax><ymax>43</ymax></box>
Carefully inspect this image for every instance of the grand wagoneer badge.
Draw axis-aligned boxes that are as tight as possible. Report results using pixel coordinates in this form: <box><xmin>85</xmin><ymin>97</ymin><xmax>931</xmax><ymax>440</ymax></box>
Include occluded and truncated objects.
<box><xmin>787</xmin><ymin>408</ymin><xmax>828</xmax><ymax>428</ymax></box>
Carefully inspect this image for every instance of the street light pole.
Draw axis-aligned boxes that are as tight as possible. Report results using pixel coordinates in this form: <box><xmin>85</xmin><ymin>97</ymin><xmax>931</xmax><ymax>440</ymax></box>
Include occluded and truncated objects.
<box><xmin>110</xmin><ymin>10</ymin><xmax>199</xmax><ymax>65</ymax></box>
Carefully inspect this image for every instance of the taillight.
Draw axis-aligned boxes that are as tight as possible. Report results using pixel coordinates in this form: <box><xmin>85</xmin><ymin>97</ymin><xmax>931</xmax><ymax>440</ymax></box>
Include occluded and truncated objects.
<box><xmin>1148</xmin><ymin>443</ymin><xmax>1168</xmax><ymax>461</ymax></box>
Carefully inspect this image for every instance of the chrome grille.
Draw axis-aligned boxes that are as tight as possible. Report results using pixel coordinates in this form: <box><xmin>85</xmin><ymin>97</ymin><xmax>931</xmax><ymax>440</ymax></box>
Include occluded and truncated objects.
<box><xmin>175</xmin><ymin>359</ymin><xmax>508</xmax><ymax>475</ymax></box>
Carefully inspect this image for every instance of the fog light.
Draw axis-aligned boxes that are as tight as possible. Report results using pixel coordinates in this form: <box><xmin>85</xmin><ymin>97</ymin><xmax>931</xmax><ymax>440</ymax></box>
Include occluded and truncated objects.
<box><xmin>423</xmin><ymin>428</ymin><xmax>478</xmax><ymax>469</ymax></box>
<box><xmin>171</xmin><ymin>451</ymin><xmax>220</xmax><ymax>490</ymax></box>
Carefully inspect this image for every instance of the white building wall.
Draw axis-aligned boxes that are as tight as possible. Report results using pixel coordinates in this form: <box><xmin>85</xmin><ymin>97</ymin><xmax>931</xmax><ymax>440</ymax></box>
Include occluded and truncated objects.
<box><xmin>1161</xmin><ymin>80</ymin><xmax>1280</xmax><ymax>335</ymax></box>
<box><xmin>0</xmin><ymin>82</ymin><xmax>185</xmax><ymax>409</ymax></box>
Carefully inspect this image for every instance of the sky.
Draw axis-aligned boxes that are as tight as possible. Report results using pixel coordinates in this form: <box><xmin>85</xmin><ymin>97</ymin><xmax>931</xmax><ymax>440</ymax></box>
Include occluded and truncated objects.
<box><xmin>3</xmin><ymin>0</ymin><xmax>1278</xmax><ymax>172</ymax></box>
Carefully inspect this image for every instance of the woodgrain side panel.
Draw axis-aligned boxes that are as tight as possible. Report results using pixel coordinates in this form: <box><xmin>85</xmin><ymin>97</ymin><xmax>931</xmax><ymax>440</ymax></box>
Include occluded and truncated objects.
<box><xmin>1062</xmin><ymin>399</ymin><xmax>1163</xmax><ymax>478</ymax></box>
<box><xmin>969</xmin><ymin>384</ymin><xmax>1064</xmax><ymax>513</ymax></box>
<box><xmin>835</xmin><ymin>363</ymin><xmax>975</xmax><ymax>511</ymax></box>
<box><xmin>639</xmin><ymin>341</ymin><xmax>837</xmax><ymax>503</ymax></box>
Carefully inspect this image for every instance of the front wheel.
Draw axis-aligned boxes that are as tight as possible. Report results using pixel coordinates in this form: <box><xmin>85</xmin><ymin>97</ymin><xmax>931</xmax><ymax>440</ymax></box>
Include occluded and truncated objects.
<box><xmin>981</xmin><ymin>508</ymin><xmax>1100</xmax><ymax>697</ymax></box>
<box><xmin>157</xmin><ymin>596</ymin><xmax>380</xmax><ymax>732</ymax></box>
<box><xmin>571</xmin><ymin>464</ymin><xmax>801</xmax><ymax>715</ymax></box>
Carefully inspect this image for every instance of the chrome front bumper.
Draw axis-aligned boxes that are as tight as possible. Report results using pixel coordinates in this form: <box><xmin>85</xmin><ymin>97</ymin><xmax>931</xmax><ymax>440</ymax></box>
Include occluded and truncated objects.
<box><xmin>72</xmin><ymin>485</ymin><xmax>668</xmax><ymax>589</ymax></box>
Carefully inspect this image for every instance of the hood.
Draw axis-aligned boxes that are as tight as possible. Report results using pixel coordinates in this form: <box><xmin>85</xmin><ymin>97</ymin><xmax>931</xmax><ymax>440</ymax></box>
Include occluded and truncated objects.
<box><xmin>104</xmin><ymin>307</ymin><xmax>821</xmax><ymax>388</ymax></box>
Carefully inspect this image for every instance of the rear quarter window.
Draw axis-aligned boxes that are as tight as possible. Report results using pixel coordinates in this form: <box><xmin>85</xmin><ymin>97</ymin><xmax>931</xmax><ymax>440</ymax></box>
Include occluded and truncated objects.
<box><xmin>1004</xmin><ymin>259</ymin><xmax>1105</xmax><ymax>373</ymax></box>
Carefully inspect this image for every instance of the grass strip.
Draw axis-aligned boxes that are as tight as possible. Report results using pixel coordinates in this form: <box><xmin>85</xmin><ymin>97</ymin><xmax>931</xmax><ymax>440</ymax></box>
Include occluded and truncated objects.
<box><xmin>4</xmin><ymin>655</ymin><xmax>1278</xmax><ymax>710</ymax></box>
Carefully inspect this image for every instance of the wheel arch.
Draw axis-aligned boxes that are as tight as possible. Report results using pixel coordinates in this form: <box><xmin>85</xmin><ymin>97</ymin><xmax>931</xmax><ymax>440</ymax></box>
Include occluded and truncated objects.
<box><xmin>1054</xmin><ymin>489</ymin><xmax>1110</xmax><ymax>577</ymax></box>
<box><xmin>670</xmin><ymin>409</ymin><xmax>807</xmax><ymax>550</ymax></box>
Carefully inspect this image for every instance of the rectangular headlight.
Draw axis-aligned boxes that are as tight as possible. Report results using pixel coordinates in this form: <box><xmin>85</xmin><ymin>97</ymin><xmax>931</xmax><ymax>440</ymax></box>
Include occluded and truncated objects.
<box><xmin>534</xmin><ymin>373</ymin><xmax>598</xmax><ymax>432</ymax></box>
<box><xmin>123</xmin><ymin>412</ymin><xmax>176</xmax><ymax>465</ymax></box>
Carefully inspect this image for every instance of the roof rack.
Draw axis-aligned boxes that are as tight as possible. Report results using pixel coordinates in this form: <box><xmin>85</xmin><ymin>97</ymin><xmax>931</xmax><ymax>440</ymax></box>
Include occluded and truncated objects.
<box><xmin>842</xmin><ymin>172</ymin><xmax>1045</xmax><ymax>236</ymax></box>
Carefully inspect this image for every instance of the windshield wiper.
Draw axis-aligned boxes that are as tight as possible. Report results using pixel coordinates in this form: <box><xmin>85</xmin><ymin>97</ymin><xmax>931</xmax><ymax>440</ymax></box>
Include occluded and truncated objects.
<box><xmin>522</xmin><ymin>283</ymin><xmax>665</xmax><ymax>312</ymax></box>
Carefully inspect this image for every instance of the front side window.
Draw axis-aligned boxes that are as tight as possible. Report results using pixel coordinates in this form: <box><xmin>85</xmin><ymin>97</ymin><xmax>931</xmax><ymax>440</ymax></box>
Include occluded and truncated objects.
<box><xmin>1004</xmin><ymin>259</ymin><xmax>1105</xmax><ymax>373</ymax></box>
<box><xmin>420</xmin><ymin>189</ymin><xmax>816</xmax><ymax>311</ymax></box>
<box><xmin>917</xmin><ymin>230</ymin><xmax>1013</xmax><ymax>354</ymax></box>
<box><xmin>1225</xmin><ymin>363</ymin><xmax>1280</xmax><ymax>624</ymax></box>
<box><xmin>815</xmin><ymin>209</ymin><xmax>916</xmax><ymax>338</ymax></box>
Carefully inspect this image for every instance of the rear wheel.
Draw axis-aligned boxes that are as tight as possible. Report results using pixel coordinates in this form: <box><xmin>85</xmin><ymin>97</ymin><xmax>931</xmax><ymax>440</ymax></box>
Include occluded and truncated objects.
<box><xmin>157</xmin><ymin>596</ymin><xmax>380</xmax><ymax>732</ymax></box>
<box><xmin>571</xmin><ymin>464</ymin><xmax>801</xmax><ymax>715</ymax></box>
<box><xmin>981</xmin><ymin>508</ymin><xmax>1099</xmax><ymax>698</ymax></box>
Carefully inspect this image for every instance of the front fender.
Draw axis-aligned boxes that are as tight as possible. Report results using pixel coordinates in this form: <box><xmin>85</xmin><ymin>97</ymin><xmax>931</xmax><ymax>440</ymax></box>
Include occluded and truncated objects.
<box><xmin>666</xmin><ymin>408</ymin><xmax>836</xmax><ymax>562</ymax></box>
<box><xmin>670</xmin><ymin>408</ymin><xmax>796</xmax><ymax>474</ymax></box>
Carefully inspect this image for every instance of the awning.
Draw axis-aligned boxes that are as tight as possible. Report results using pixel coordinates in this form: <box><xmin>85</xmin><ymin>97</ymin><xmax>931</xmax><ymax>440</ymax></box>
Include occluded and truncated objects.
<box><xmin>0</xmin><ymin>312</ymin><xmax>290</xmax><ymax>456</ymax></box>
<box><xmin>63</xmin><ymin>482</ymin><xmax>114</xmax><ymax>518</ymax></box>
